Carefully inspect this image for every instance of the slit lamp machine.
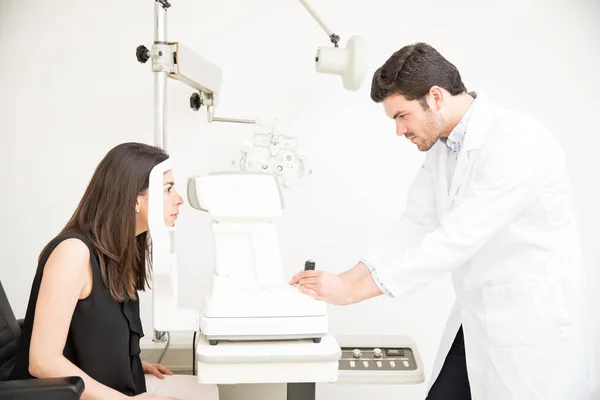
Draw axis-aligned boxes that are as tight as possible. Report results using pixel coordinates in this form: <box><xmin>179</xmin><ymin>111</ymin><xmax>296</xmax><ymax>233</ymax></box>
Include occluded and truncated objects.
<box><xmin>139</xmin><ymin>0</ymin><xmax>423</xmax><ymax>395</ymax></box>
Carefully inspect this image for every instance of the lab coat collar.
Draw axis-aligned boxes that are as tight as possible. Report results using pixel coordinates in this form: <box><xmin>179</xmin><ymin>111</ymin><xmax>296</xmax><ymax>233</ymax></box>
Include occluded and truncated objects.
<box><xmin>462</xmin><ymin>91</ymin><xmax>491</xmax><ymax>152</ymax></box>
<box><xmin>446</xmin><ymin>91</ymin><xmax>493</xmax><ymax>205</ymax></box>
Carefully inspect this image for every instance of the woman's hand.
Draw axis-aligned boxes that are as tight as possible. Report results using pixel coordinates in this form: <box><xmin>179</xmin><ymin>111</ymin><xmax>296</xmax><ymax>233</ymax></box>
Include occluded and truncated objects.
<box><xmin>142</xmin><ymin>360</ymin><xmax>173</xmax><ymax>379</ymax></box>
<box><xmin>130</xmin><ymin>394</ymin><xmax>179</xmax><ymax>400</ymax></box>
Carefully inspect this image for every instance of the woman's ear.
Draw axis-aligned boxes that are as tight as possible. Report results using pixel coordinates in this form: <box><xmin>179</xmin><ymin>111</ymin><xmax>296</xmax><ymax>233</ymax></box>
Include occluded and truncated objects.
<box><xmin>136</xmin><ymin>194</ymin><xmax>146</xmax><ymax>213</ymax></box>
<box><xmin>136</xmin><ymin>192</ymin><xmax>150</xmax><ymax>215</ymax></box>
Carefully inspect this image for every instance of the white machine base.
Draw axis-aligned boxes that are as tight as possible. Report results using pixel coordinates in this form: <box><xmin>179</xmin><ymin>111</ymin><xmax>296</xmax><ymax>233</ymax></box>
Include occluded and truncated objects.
<box><xmin>196</xmin><ymin>333</ymin><xmax>341</xmax><ymax>384</ymax></box>
<box><xmin>200</xmin><ymin>313</ymin><xmax>327</xmax><ymax>344</ymax></box>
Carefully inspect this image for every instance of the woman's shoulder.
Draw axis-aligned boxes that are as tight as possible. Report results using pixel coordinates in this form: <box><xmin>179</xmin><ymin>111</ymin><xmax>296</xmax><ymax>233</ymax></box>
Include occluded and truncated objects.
<box><xmin>42</xmin><ymin>232</ymin><xmax>96</xmax><ymax>270</ymax></box>
<box><xmin>53</xmin><ymin>236</ymin><xmax>90</xmax><ymax>255</ymax></box>
<box><xmin>47</xmin><ymin>236</ymin><xmax>91</xmax><ymax>267</ymax></box>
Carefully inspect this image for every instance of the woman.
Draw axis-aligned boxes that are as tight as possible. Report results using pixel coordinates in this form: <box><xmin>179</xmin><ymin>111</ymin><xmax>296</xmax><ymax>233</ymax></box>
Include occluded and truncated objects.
<box><xmin>11</xmin><ymin>142</ymin><xmax>184</xmax><ymax>399</ymax></box>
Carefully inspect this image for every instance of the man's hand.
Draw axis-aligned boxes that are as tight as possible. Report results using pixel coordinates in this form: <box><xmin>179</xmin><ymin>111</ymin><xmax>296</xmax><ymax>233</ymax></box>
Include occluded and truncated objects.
<box><xmin>289</xmin><ymin>270</ymin><xmax>356</xmax><ymax>305</ymax></box>
<box><xmin>141</xmin><ymin>360</ymin><xmax>173</xmax><ymax>379</ymax></box>
<box><xmin>290</xmin><ymin>262</ymin><xmax>383</xmax><ymax>305</ymax></box>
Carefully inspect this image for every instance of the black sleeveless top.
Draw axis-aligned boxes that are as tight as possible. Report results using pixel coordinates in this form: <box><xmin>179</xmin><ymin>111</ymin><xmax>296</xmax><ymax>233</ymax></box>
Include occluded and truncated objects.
<box><xmin>10</xmin><ymin>232</ymin><xmax>147</xmax><ymax>396</ymax></box>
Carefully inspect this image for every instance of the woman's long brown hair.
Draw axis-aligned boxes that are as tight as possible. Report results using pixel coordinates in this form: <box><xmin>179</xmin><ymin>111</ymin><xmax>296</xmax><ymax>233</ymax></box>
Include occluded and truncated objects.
<box><xmin>40</xmin><ymin>142</ymin><xmax>168</xmax><ymax>302</ymax></box>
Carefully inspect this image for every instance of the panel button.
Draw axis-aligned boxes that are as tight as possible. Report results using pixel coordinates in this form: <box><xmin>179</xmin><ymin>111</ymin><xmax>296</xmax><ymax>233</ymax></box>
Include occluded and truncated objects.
<box><xmin>363</xmin><ymin>361</ymin><xmax>369</xmax><ymax>368</ymax></box>
<box><xmin>390</xmin><ymin>361</ymin><xmax>396</xmax><ymax>368</ymax></box>
<box><xmin>376</xmin><ymin>361</ymin><xmax>383</xmax><ymax>368</ymax></box>
<box><xmin>386</xmin><ymin>348</ymin><xmax>405</xmax><ymax>356</ymax></box>
<box><xmin>403</xmin><ymin>361</ymin><xmax>410</xmax><ymax>367</ymax></box>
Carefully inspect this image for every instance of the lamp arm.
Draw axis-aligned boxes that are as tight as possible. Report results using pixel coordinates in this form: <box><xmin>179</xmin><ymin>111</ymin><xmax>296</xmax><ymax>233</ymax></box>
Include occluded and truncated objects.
<box><xmin>298</xmin><ymin>0</ymin><xmax>340</xmax><ymax>47</ymax></box>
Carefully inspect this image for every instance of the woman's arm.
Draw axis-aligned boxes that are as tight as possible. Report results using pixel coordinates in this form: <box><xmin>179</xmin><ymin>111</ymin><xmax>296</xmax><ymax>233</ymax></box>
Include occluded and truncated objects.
<box><xmin>28</xmin><ymin>238</ymin><xmax>128</xmax><ymax>400</ymax></box>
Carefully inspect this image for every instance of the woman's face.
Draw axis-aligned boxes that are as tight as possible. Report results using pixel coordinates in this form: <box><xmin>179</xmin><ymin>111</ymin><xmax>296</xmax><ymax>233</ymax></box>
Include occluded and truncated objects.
<box><xmin>161</xmin><ymin>170</ymin><xmax>184</xmax><ymax>227</ymax></box>
<box><xmin>136</xmin><ymin>170</ymin><xmax>184</xmax><ymax>234</ymax></box>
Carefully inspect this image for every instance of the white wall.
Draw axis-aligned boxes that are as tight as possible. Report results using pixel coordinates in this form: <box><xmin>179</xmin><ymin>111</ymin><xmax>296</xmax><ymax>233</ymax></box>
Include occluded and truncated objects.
<box><xmin>1</xmin><ymin>0</ymin><xmax>599</xmax><ymax>399</ymax></box>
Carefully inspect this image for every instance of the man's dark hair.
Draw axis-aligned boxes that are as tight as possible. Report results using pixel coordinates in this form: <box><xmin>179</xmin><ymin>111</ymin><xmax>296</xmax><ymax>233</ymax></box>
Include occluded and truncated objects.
<box><xmin>370</xmin><ymin>42</ymin><xmax>467</xmax><ymax>106</ymax></box>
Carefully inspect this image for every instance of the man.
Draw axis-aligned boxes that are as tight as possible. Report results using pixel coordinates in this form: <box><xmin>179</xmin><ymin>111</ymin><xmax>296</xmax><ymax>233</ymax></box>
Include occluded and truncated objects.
<box><xmin>290</xmin><ymin>43</ymin><xmax>595</xmax><ymax>399</ymax></box>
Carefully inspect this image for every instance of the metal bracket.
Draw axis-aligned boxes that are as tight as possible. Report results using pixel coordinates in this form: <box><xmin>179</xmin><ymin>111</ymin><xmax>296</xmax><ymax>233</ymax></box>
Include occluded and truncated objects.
<box><xmin>151</xmin><ymin>43</ymin><xmax>176</xmax><ymax>73</ymax></box>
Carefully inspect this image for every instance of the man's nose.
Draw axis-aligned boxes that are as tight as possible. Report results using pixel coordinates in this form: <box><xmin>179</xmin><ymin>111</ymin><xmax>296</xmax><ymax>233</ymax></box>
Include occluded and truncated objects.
<box><xmin>396</xmin><ymin>122</ymin><xmax>407</xmax><ymax>137</ymax></box>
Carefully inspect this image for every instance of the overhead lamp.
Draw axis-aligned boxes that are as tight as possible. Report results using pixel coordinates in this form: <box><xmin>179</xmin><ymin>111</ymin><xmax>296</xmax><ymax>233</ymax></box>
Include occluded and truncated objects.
<box><xmin>299</xmin><ymin>0</ymin><xmax>369</xmax><ymax>91</ymax></box>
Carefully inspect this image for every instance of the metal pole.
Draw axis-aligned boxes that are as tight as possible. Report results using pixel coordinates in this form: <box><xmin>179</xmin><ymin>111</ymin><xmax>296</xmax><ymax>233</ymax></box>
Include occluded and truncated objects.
<box><xmin>154</xmin><ymin>1</ymin><xmax>168</xmax><ymax>150</ymax></box>
<box><xmin>211</xmin><ymin>117</ymin><xmax>257</xmax><ymax>125</ymax></box>
<box><xmin>153</xmin><ymin>0</ymin><xmax>168</xmax><ymax>343</ymax></box>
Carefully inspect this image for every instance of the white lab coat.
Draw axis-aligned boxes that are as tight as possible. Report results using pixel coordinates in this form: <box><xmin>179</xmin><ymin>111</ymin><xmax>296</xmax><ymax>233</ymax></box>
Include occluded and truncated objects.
<box><xmin>362</xmin><ymin>95</ymin><xmax>596</xmax><ymax>399</ymax></box>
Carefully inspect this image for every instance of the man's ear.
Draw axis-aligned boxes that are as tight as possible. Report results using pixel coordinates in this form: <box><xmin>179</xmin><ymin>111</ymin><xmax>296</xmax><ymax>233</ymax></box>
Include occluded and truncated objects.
<box><xmin>428</xmin><ymin>86</ymin><xmax>445</xmax><ymax>110</ymax></box>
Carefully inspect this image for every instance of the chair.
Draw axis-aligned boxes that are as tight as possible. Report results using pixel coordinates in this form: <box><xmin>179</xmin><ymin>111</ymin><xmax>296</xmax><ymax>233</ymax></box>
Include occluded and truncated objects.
<box><xmin>0</xmin><ymin>281</ymin><xmax>84</xmax><ymax>399</ymax></box>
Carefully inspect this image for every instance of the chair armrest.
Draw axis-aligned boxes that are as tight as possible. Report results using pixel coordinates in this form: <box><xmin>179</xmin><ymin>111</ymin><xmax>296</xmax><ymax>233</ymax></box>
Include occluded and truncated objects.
<box><xmin>0</xmin><ymin>376</ymin><xmax>85</xmax><ymax>400</ymax></box>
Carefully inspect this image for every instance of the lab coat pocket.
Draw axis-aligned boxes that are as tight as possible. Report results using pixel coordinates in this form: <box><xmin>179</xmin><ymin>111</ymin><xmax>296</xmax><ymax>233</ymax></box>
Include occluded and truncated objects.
<box><xmin>539</xmin><ymin>172</ymin><xmax>573</xmax><ymax>228</ymax></box>
<box><xmin>482</xmin><ymin>283</ymin><xmax>548</xmax><ymax>347</ymax></box>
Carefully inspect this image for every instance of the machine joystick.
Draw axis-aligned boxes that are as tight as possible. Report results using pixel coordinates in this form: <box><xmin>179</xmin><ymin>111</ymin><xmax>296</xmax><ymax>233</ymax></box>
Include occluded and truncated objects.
<box><xmin>305</xmin><ymin>260</ymin><xmax>316</xmax><ymax>271</ymax></box>
<box><xmin>303</xmin><ymin>259</ymin><xmax>322</xmax><ymax>344</ymax></box>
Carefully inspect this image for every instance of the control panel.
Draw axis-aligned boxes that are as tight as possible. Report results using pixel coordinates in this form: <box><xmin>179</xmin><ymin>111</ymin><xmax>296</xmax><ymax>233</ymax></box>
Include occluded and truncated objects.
<box><xmin>339</xmin><ymin>346</ymin><xmax>417</xmax><ymax>371</ymax></box>
<box><xmin>334</xmin><ymin>335</ymin><xmax>424</xmax><ymax>384</ymax></box>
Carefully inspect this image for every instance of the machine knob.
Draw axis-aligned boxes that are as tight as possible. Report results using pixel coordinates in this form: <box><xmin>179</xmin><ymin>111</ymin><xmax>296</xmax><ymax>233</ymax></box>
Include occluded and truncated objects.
<box><xmin>373</xmin><ymin>348</ymin><xmax>383</xmax><ymax>358</ymax></box>
<box><xmin>190</xmin><ymin>92</ymin><xmax>203</xmax><ymax>111</ymax></box>
<box><xmin>136</xmin><ymin>45</ymin><xmax>150</xmax><ymax>63</ymax></box>
<box><xmin>352</xmin><ymin>349</ymin><xmax>362</xmax><ymax>358</ymax></box>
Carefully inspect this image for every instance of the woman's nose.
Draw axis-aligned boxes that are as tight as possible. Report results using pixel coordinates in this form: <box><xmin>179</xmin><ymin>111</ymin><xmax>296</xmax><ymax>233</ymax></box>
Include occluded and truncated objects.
<box><xmin>175</xmin><ymin>191</ymin><xmax>184</xmax><ymax>205</ymax></box>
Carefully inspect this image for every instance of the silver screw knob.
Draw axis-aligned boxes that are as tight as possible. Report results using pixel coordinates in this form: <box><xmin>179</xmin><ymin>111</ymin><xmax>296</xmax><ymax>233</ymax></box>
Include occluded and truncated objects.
<box><xmin>373</xmin><ymin>348</ymin><xmax>383</xmax><ymax>358</ymax></box>
<box><xmin>352</xmin><ymin>349</ymin><xmax>362</xmax><ymax>358</ymax></box>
